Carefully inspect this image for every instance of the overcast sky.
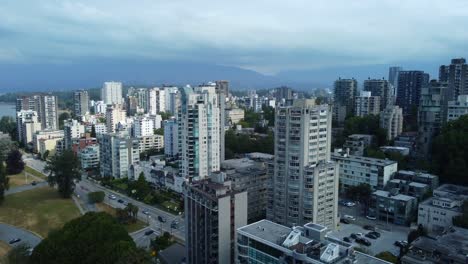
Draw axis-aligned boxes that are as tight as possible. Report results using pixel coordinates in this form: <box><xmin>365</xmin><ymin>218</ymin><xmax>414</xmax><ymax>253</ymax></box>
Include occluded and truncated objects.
<box><xmin>1</xmin><ymin>0</ymin><xmax>468</xmax><ymax>74</ymax></box>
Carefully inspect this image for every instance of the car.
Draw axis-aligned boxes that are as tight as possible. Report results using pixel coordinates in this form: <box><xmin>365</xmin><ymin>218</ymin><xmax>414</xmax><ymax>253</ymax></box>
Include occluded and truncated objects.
<box><xmin>108</xmin><ymin>194</ymin><xmax>117</xmax><ymax>200</ymax></box>
<box><xmin>171</xmin><ymin>221</ymin><xmax>178</xmax><ymax>229</ymax></box>
<box><xmin>344</xmin><ymin>215</ymin><xmax>356</xmax><ymax>221</ymax></box>
<box><xmin>142</xmin><ymin>210</ymin><xmax>150</xmax><ymax>215</ymax></box>
<box><xmin>339</xmin><ymin>200</ymin><xmax>349</xmax><ymax>206</ymax></box>
<box><xmin>363</xmin><ymin>225</ymin><xmax>375</xmax><ymax>231</ymax></box>
<box><xmin>366</xmin><ymin>215</ymin><xmax>377</xmax><ymax>220</ymax></box>
<box><xmin>31</xmin><ymin>181</ymin><xmax>37</xmax><ymax>186</ymax></box>
<box><xmin>9</xmin><ymin>238</ymin><xmax>21</xmax><ymax>244</ymax></box>
<box><xmin>343</xmin><ymin>237</ymin><xmax>352</xmax><ymax>243</ymax></box>
<box><xmin>144</xmin><ymin>230</ymin><xmax>154</xmax><ymax>236</ymax></box>
<box><xmin>340</xmin><ymin>218</ymin><xmax>350</xmax><ymax>224</ymax></box>
<box><xmin>365</xmin><ymin>233</ymin><xmax>378</xmax><ymax>239</ymax></box>
<box><xmin>350</xmin><ymin>233</ymin><xmax>360</xmax><ymax>239</ymax></box>
<box><xmin>117</xmin><ymin>199</ymin><xmax>124</xmax><ymax>203</ymax></box>
<box><xmin>346</xmin><ymin>202</ymin><xmax>356</xmax><ymax>207</ymax></box>
<box><xmin>158</xmin><ymin>216</ymin><xmax>166</xmax><ymax>223</ymax></box>
<box><xmin>356</xmin><ymin>238</ymin><xmax>372</xmax><ymax>246</ymax></box>
<box><xmin>394</xmin><ymin>240</ymin><xmax>408</xmax><ymax>248</ymax></box>
<box><xmin>369</xmin><ymin>231</ymin><xmax>381</xmax><ymax>238</ymax></box>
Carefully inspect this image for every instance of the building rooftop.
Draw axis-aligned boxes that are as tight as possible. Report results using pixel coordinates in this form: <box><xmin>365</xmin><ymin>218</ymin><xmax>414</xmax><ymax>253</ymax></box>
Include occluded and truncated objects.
<box><xmin>238</xmin><ymin>220</ymin><xmax>391</xmax><ymax>264</ymax></box>
<box><xmin>332</xmin><ymin>152</ymin><xmax>397</xmax><ymax>166</ymax></box>
<box><xmin>373</xmin><ymin>190</ymin><xmax>416</xmax><ymax>202</ymax></box>
<box><xmin>158</xmin><ymin>243</ymin><xmax>186</xmax><ymax>264</ymax></box>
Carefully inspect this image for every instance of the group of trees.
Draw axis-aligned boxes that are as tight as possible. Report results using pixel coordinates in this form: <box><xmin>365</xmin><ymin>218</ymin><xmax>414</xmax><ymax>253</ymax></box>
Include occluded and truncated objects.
<box><xmin>30</xmin><ymin>212</ymin><xmax>150</xmax><ymax>264</ymax></box>
<box><xmin>430</xmin><ymin>115</ymin><xmax>468</xmax><ymax>185</ymax></box>
<box><xmin>364</xmin><ymin>148</ymin><xmax>409</xmax><ymax>170</ymax></box>
<box><xmin>88</xmin><ymin>191</ymin><xmax>105</xmax><ymax>203</ymax></box>
<box><xmin>225</xmin><ymin>130</ymin><xmax>274</xmax><ymax>159</ymax></box>
<box><xmin>0</xmin><ymin>116</ymin><xmax>18</xmax><ymax>141</ymax></box>
<box><xmin>150</xmin><ymin>232</ymin><xmax>173</xmax><ymax>257</ymax></box>
<box><xmin>45</xmin><ymin>150</ymin><xmax>81</xmax><ymax>198</ymax></box>
<box><xmin>334</xmin><ymin>115</ymin><xmax>387</xmax><ymax>149</ymax></box>
<box><xmin>0</xmin><ymin>148</ymin><xmax>26</xmax><ymax>204</ymax></box>
<box><xmin>128</xmin><ymin>173</ymin><xmax>152</xmax><ymax>201</ymax></box>
<box><xmin>116</xmin><ymin>203</ymin><xmax>139</xmax><ymax>225</ymax></box>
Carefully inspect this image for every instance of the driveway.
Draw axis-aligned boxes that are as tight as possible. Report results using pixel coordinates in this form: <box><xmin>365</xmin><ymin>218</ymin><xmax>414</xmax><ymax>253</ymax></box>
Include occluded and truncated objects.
<box><xmin>0</xmin><ymin>223</ymin><xmax>42</xmax><ymax>249</ymax></box>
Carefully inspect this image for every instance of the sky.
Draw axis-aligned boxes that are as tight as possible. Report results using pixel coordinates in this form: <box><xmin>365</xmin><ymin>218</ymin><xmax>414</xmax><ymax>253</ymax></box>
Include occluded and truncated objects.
<box><xmin>1</xmin><ymin>0</ymin><xmax>468</xmax><ymax>90</ymax></box>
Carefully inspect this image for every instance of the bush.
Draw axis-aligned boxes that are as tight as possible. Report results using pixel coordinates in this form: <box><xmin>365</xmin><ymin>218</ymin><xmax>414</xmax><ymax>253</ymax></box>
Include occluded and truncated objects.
<box><xmin>88</xmin><ymin>191</ymin><xmax>105</xmax><ymax>203</ymax></box>
<box><xmin>375</xmin><ymin>251</ymin><xmax>397</xmax><ymax>263</ymax></box>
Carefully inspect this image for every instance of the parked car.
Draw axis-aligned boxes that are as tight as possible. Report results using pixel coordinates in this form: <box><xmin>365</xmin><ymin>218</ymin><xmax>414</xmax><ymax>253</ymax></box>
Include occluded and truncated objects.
<box><xmin>31</xmin><ymin>181</ymin><xmax>37</xmax><ymax>186</ymax></box>
<box><xmin>144</xmin><ymin>230</ymin><xmax>154</xmax><ymax>236</ymax></box>
<box><xmin>340</xmin><ymin>218</ymin><xmax>350</xmax><ymax>224</ymax></box>
<box><xmin>363</xmin><ymin>225</ymin><xmax>375</xmax><ymax>231</ymax></box>
<box><xmin>346</xmin><ymin>201</ymin><xmax>356</xmax><ymax>207</ymax></box>
<box><xmin>117</xmin><ymin>199</ymin><xmax>124</xmax><ymax>204</ymax></box>
<box><xmin>356</xmin><ymin>238</ymin><xmax>372</xmax><ymax>246</ymax></box>
<box><xmin>366</xmin><ymin>215</ymin><xmax>377</xmax><ymax>220</ymax></box>
<box><xmin>108</xmin><ymin>194</ymin><xmax>117</xmax><ymax>200</ymax></box>
<box><xmin>350</xmin><ymin>233</ymin><xmax>360</xmax><ymax>239</ymax></box>
<box><xmin>158</xmin><ymin>216</ymin><xmax>166</xmax><ymax>223</ymax></box>
<box><xmin>344</xmin><ymin>215</ymin><xmax>356</xmax><ymax>221</ymax></box>
<box><xmin>365</xmin><ymin>233</ymin><xmax>378</xmax><ymax>239</ymax></box>
<box><xmin>343</xmin><ymin>237</ymin><xmax>352</xmax><ymax>243</ymax></box>
<box><xmin>9</xmin><ymin>238</ymin><xmax>21</xmax><ymax>244</ymax></box>
<box><xmin>142</xmin><ymin>210</ymin><xmax>150</xmax><ymax>215</ymax></box>
<box><xmin>369</xmin><ymin>231</ymin><xmax>381</xmax><ymax>238</ymax></box>
<box><xmin>394</xmin><ymin>240</ymin><xmax>408</xmax><ymax>247</ymax></box>
<box><xmin>171</xmin><ymin>221</ymin><xmax>178</xmax><ymax>229</ymax></box>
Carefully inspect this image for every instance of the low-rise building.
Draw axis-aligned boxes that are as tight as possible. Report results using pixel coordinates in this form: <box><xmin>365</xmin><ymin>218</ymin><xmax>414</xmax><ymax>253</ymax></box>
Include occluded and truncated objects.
<box><xmin>386</xmin><ymin>179</ymin><xmax>430</xmax><ymax>201</ymax></box>
<box><xmin>33</xmin><ymin>130</ymin><xmax>64</xmax><ymax>153</ymax></box>
<box><xmin>393</xmin><ymin>132</ymin><xmax>418</xmax><ymax>154</ymax></box>
<box><xmin>417</xmin><ymin>184</ymin><xmax>468</xmax><ymax>233</ymax></box>
<box><xmin>225</xmin><ymin>108</ymin><xmax>245</xmax><ymax>125</ymax></box>
<box><xmin>379</xmin><ymin>146</ymin><xmax>410</xmax><ymax>156</ymax></box>
<box><xmin>332</xmin><ymin>150</ymin><xmax>398</xmax><ymax>191</ymax></box>
<box><xmin>237</xmin><ymin>219</ymin><xmax>390</xmax><ymax>264</ymax></box>
<box><xmin>394</xmin><ymin>170</ymin><xmax>439</xmax><ymax>190</ymax></box>
<box><xmin>370</xmin><ymin>190</ymin><xmax>417</xmax><ymax>226</ymax></box>
<box><xmin>71</xmin><ymin>134</ymin><xmax>97</xmax><ymax>155</ymax></box>
<box><xmin>342</xmin><ymin>134</ymin><xmax>374</xmax><ymax>156</ymax></box>
<box><xmin>446</xmin><ymin>94</ymin><xmax>468</xmax><ymax>122</ymax></box>
<box><xmin>401</xmin><ymin>227</ymin><xmax>468</xmax><ymax>264</ymax></box>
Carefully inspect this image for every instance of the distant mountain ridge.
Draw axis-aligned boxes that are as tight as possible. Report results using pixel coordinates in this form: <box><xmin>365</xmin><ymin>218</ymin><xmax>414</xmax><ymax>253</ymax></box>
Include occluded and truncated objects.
<box><xmin>0</xmin><ymin>58</ymin><xmax>442</xmax><ymax>93</ymax></box>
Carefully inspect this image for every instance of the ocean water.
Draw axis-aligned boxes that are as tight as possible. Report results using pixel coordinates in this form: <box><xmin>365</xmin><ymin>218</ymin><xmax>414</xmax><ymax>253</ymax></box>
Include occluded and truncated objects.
<box><xmin>0</xmin><ymin>103</ymin><xmax>16</xmax><ymax>118</ymax></box>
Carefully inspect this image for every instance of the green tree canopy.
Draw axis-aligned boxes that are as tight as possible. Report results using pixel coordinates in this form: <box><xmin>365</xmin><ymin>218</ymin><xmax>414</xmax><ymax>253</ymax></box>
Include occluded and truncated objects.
<box><xmin>0</xmin><ymin>116</ymin><xmax>17</xmax><ymax>141</ymax></box>
<box><xmin>88</xmin><ymin>191</ymin><xmax>105</xmax><ymax>203</ymax></box>
<box><xmin>45</xmin><ymin>150</ymin><xmax>81</xmax><ymax>198</ymax></box>
<box><xmin>6</xmin><ymin>149</ymin><xmax>25</xmax><ymax>175</ymax></box>
<box><xmin>431</xmin><ymin>115</ymin><xmax>468</xmax><ymax>185</ymax></box>
<box><xmin>225</xmin><ymin>130</ymin><xmax>273</xmax><ymax>158</ymax></box>
<box><xmin>58</xmin><ymin>112</ymin><xmax>71</xmax><ymax>129</ymax></box>
<box><xmin>375</xmin><ymin>251</ymin><xmax>397</xmax><ymax>263</ymax></box>
<box><xmin>334</xmin><ymin>115</ymin><xmax>387</xmax><ymax>148</ymax></box>
<box><xmin>31</xmin><ymin>212</ymin><xmax>150</xmax><ymax>264</ymax></box>
<box><xmin>0</xmin><ymin>160</ymin><xmax>9</xmax><ymax>205</ymax></box>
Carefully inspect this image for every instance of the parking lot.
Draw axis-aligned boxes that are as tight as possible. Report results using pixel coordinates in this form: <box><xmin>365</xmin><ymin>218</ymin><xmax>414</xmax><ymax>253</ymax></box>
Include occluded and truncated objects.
<box><xmin>329</xmin><ymin>221</ymin><xmax>407</xmax><ymax>256</ymax></box>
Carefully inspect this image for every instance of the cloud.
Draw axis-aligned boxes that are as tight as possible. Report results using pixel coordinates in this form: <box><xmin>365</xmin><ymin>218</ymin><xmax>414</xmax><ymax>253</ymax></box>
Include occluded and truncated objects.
<box><xmin>1</xmin><ymin>0</ymin><xmax>468</xmax><ymax>73</ymax></box>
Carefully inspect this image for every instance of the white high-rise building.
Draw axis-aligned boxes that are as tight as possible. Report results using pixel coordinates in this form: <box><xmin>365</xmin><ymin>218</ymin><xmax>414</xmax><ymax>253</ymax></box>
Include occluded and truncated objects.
<box><xmin>380</xmin><ymin>106</ymin><xmax>404</xmax><ymax>140</ymax></box>
<box><xmin>63</xmin><ymin>119</ymin><xmax>85</xmax><ymax>149</ymax></box>
<box><xmin>147</xmin><ymin>87</ymin><xmax>166</xmax><ymax>115</ymax></box>
<box><xmin>105</xmin><ymin>104</ymin><xmax>126</xmax><ymax>133</ymax></box>
<box><xmin>164</xmin><ymin>118</ymin><xmax>178</xmax><ymax>158</ymax></box>
<box><xmin>164</xmin><ymin>86</ymin><xmax>178</xmax><ymax>113</ymax></box>
<box><xmin>267</xmin><ymin>99</ymin><xmax>339</xmax><ymax>230</ymax></box>
<box><xmin>355</xmin><ymin>91</ymin><xmax>381</xmax><ymax>117</ymax></box>
<box><xmin>99</xmin><ymin>133</ymin><xmax>140</xmax><ymax>178</ymax></box>
<box><xmin>133</xmin><ymin>116</ymin><xmax>154</xmax><ymax>137</ymax></box>
<box><xmin>17</xmin><ymin>110</ymin><xmax>41</xmax><ymax>146</ymax></box>
<box><xmin>74</xmin><ymin>90</ymin><xmax>89</xmax><ymax>118</ymax></box>
<box><xmin>40</xmin><ymin>95</ymin><xmax>59</xmax><ymax>130</ymax></box>
<box><xmin>101</xmin><ymin>82</ymin><xmax>123</xmax><ymax>105</ymax></box>
<box><xmin>93</xmin><ymin>101</ymin><xmax>107</xmax><ymax>114</ymax></box>
<box><xmin>178</xmin><ymin>85</ymin><xmax>221</xmax><ymax>180</ymax></box>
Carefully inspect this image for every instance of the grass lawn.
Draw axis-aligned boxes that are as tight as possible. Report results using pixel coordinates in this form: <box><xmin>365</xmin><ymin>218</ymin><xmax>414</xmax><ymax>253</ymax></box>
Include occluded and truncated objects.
<box><xmin>0</xmin><ymin>187</ymin><xmax>81</xmax><ymax>237</ymax></box>
<box><xmin>161</xmin><ymin>201</ymin><xmax>181</xmax><ymax>213</ymax></box>
<box><xmin>96</xmin><ymin>203</ymin><xmax>148</xmax><ymax>233</ymax></box>
<box><xmin>0</xmin><ymin>241</ymin><xmax>11</xmax><ymax>258</ymax></box>
<box><xmin>25</xmin><ymin>166</ymin><xmax>47</xmax><ymax>179</ymax></box>
<box><xmin>7</xmin><ymin>172</ymin><xmax>28</xmax><ymax>188</ymax></box>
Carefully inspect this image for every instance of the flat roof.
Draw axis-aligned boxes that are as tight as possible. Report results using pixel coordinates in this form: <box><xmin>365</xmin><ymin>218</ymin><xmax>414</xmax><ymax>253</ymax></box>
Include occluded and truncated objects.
<box><xmin>373</xmin><ymin>190</ymin><xmax>416</xmax><ymax>201</ymax></box>
<box><xmin>237</xmin><ymin>219</ymin><xmax>291</xmax><ymax>245</ymax></box>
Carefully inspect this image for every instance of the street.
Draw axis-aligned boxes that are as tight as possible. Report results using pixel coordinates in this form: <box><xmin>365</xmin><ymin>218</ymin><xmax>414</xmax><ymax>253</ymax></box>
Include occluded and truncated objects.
<box><xmin>0</xmin><ymin>223</ymin><xmax>42</xmax><ymax>249</ymax></box>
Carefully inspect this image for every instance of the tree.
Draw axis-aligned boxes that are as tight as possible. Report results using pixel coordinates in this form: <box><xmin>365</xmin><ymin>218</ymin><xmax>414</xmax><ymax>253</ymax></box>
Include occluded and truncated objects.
<box><xmin>0</xmin><ymin>137</ymin><xmax>15</xmax><ymax>161</ymax></box>
<box><xmin>42</xmin><ymin>150</ymin><xmax>50</xmax><ymax>160</ymax></box>
<box><xmin>453</xmin><ymin>200</ymin><xmax>468</xmax><ymax>228</ymax></box>
<box><xmin>0</xmin><ymin>116</ymin><xmax>17</xmax><ymax>140</ymax></box>
<box><xmin>129</xmin><ymin>173</ymin><xmax>151</xmax><ymax>200</ymax></box>
<box><xmin>58</xmin><ymin>112</ymin><xmax>71</xmax><ymax>129</ymax></box>
<box><xmin>153</xmin><ymin>128</ymin><xmax>164</xmax><ymax>135</ymax></box>
<box><xmin>431</xmin><ymin>115</ymin><xmax>468</xmax><ymax>185</ymax></box>
<box><xmin>3</xmin><ymin>243</ymin><xmax>31</xmax><ymax>264</ymax></box>
<box><xmin>126</xmin><ymin>203</ymin><xmax>139</xmax><ymax>222</ymax></box>
<box><xmin>45</xmin><ymin>150</ymin><xmax>81</xmax><ymax>198</ymax></box>
<box><xmin>0</xmin><ymin>161</ymin><xmax>9</xmax><ymax>205</ymax></box>
<box><xmin>375</xmin><ymin>251</ymin><xmax>397</xmax><ymax>263</ymax></box>
<box><xmin>6</xmin><ymin>149</ymin><xmax>25</xmax><ymax>175</ymax></box>
<box><xmin>31</xmin><ymin>212</ymin><xmax>150</xmax><ymax>264</ymax></box>
<box><xmin>90</xmin><ymin>125</ymin><xmax>97</xmax><ymax>138</ymax></box>
<box><xmin>159</xmin><ymin>112</ymin><xmax>172</xmax><ymax>120</ymax></box>
<box><xmin>88</xmin><ymin>191</ymin><xmax>105</xmax><ymax>203</ymax></box>
<box><xmin>150</xmin><ymin>232</ymin><xmax>173</xmax><ymax>253</ymax></box>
